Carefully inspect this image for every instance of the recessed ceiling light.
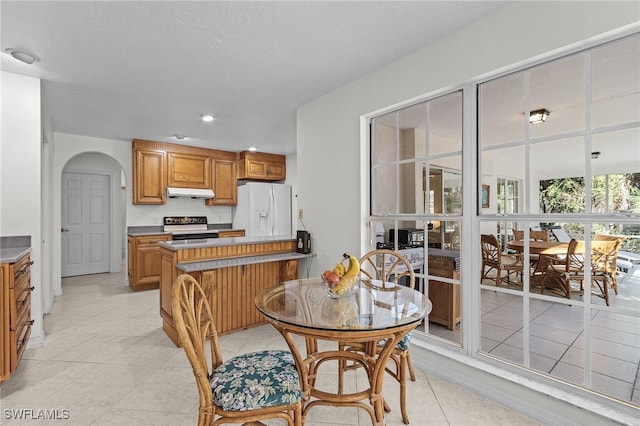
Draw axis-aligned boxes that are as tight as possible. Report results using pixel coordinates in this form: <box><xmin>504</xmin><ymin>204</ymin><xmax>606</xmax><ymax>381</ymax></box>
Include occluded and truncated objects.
<box><xmin>248</xmin><ymin>146</ymin><xmax>257</xmax><ymax>152</ymax></box>
<box><xmin>174</xmin><ymin>134</ymin><xmax>185</xmax><ymax>140</ymax></box>
<box><xmin>5</xmin><ymin>48</ymin><xmax>39</xmax><ymax>65</ymax></box>
<box><xmin>201</xmin><ymin>114</ymin><xmax>215</xmax><ymax>123</ymax></box>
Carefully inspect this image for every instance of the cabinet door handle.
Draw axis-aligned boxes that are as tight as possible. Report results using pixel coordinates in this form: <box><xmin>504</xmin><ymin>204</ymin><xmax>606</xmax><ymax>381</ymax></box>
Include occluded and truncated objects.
<box><xmin>61</xmin><ymin>228</ymin><xmax>70</xmax><ymax>232</ymax></box>
<box><xmin>29</xmin><ymin>286</ymin><xmax>35</xmax><ymax>291</ymax></box>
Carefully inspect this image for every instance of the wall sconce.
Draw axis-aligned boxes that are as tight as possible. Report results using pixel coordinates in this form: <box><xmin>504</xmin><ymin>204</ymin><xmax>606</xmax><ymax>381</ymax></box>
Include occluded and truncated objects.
<box><xmin>591</xmin><ymin>151</ymin><xmax>601</xmax><ymax>159</ymax></box>
<box><xmin>529</xmin><ymin>108</ymin><xmax>550</xmax><ymax>124</ymax></box>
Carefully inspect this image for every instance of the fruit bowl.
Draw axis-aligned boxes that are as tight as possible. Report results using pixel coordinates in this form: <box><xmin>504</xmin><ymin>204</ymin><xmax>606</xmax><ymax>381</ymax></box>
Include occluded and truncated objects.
<box><xmin>321</xmin><ymin>253</ymin><xmax>361</xmax><ymax>299</ymax></box>
<box><xmin>321</xmin><ymin>275</ymin><xmax>360</xmax><ymax>299</ymax></box>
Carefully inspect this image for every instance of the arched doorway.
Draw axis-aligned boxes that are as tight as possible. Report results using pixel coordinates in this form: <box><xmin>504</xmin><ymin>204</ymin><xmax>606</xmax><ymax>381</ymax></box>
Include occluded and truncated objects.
<box><xmin>61</xmin><ymin>152</ymin><xmax>126</xmax><ymax>277</ymax></box>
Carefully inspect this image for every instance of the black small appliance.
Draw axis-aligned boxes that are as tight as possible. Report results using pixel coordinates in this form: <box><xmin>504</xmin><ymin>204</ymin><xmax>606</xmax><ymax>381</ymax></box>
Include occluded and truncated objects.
<box><xmin>296</xmin><ymin>230</ymin><xmax>312</xmax><ymax>254</ymax></box>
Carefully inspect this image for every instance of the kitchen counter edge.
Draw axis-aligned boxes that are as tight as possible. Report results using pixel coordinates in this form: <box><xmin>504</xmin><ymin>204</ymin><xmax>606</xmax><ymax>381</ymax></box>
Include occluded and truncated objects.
<box><xmin>0</xmin><ymin>246</ymin><xmax>31</xmax><ymax>263</ymax></box>
<box><xmin>159</xmin><ymin>235</ymin><xmax>297</xmax><ymax>251</ymax></box>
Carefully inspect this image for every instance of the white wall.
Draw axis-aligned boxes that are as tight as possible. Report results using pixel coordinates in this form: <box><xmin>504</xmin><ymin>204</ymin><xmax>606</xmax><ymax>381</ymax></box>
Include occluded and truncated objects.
<box><xmin>1</xmin><ymin>72</ymin><xmax>44</xmax><ymax>345</ymax></box>
<box><xmin>297</xmin><ymin>1</ymin><xmax>640</xmax><ymax>276</ymax></box>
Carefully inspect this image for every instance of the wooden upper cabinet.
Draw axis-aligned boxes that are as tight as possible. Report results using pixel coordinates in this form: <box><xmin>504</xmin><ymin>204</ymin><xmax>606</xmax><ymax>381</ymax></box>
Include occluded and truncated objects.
<box><xmin>167</xmin><ymin>152</ymin><xmax>211</xmax><ymax>189</ymax></box>
<box><xmin>206</xmin><ymin>150</ymin><xmax>237</xmax><ymax>206</ymax></box>
<box><xmin>237</xmin><ymin>151</ymin><xmax>286</xmax><ymax>181</ymax></box>
<box><xmin>133</xmin><ymin>140</ymin><xmax>166</xmax><ymax>205</ymax></box>
<box><xmin>132</xmin><ymin>139</ymin><xmax>239</xmax><ymax>205</ymax></box>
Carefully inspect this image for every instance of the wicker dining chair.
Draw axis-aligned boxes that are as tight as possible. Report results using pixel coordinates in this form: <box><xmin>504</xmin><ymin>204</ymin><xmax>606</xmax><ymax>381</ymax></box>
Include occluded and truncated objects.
<box><xmin>593</xmin><ymin>234</ymin><xmax>624</xmax><ymax>295</ymax></box>
<box><xmin>544</xmin><ymin>239</ymin><xmax>619</xmax><ymax>305</ymax></box>
<box><xmin>172</xmin><ymin>274</ymin><xmax>303</xmax><ymax>426</ymax></box>
<box><xmin>338</xmin><ymin>249</ymin><xmax>417</xmax><ymax>424</ymax></box>
<box><xmin>481</xmin><ymin>234</ymin><xmax>524</xmax><ymax>286</ymax></box>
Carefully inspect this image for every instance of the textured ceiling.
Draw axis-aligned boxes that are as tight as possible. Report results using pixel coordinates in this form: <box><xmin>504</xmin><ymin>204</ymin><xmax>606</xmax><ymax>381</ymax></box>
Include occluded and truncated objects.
<box><xmin>0</xmin><ymin>1</ymin><xmax>507</xmax><ymax>154</ymax></box>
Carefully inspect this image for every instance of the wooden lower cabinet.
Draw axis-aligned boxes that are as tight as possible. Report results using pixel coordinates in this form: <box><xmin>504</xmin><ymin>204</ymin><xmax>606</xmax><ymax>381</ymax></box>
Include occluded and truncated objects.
<box><xmin>128</xmin><ymin>234</ymin><xmax>172</xmax><ymax>291</ymax></box>
<box><xmin>160</xmin><ymin>240</ymin><xmax>298</xmax><ymax>346</ymax></box>
<box><xmin>202</xmin><ymin>260</ymin><xmax>297</xmax><ymax>335</ymax></box>
<box><xmin>427</xmin><ymin>256</ymin><xmax>461</xmax><ymax>330</ymax></box>
<box><xmin>1</xmin><ymin>253</ymin><xmax>34</xmax><ymax>382</ymax></box>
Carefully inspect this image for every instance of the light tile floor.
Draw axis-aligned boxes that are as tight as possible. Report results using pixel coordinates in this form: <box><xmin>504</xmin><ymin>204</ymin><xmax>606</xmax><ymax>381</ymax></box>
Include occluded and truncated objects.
<box><xmin>429</xmin><ymin>267</ymin><xmax>640</xmax><ymax>405</ymax></box>
<box><xmin>0</xmin><ymin>269</ymin><xmax>541</xmax><ymax>425</ymax></box>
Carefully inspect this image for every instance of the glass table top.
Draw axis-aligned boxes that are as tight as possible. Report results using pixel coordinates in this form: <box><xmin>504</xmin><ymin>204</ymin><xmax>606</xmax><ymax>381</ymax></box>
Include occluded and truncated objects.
<box><xmin>255</xmin><ymin>277</ymin><xmax>431</xmax><ymax>332</ymax></box>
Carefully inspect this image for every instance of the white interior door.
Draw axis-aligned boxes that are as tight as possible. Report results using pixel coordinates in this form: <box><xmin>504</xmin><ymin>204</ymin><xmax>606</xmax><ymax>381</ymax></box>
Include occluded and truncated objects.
<box><xmin>61</xmin><ymin>172</ymin><xmax>110</xmax><ymax>277</ymax></box>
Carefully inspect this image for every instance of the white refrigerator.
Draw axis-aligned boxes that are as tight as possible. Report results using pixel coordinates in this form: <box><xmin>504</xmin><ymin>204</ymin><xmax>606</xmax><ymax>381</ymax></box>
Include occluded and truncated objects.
<box><xmin>232</xmin><ymin>182</ymin><xmax>292</xmax><ymax>237</ymax></box>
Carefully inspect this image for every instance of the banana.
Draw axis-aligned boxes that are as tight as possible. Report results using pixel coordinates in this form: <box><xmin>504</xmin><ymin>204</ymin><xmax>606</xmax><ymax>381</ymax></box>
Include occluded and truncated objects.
<box><xmin>331</xmin><ymin>253</ymin><xmax>360</xmax><ymax>296</ymax></box>
<box><xmin>333</xmin><ymin>262</ymin><xmax>346</xmax><ymax>277</ymax></box>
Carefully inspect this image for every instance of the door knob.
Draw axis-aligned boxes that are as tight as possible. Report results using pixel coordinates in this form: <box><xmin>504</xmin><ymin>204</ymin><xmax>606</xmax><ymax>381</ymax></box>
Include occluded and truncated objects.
<box><xmin>61</xmin><ymin>228</ymin><xmax>69</xmax><ymax>232</ymax></box>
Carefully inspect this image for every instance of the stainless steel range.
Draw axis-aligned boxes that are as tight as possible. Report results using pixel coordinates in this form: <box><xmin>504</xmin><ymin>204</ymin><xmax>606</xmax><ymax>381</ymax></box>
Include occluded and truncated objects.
<box><xmin>163</xmin><ymin>216</ymin><xmax>219</xmax><ymax>240</ymax></box>
<box><xmin>375</xmin><ymin>242</ymin><xmax>425</xmax><ymax>289</ymax></box>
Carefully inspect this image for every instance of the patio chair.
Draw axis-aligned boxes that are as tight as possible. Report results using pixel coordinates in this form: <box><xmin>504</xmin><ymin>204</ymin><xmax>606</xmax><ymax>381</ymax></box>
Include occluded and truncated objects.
<box><xmin>481</xmin><ymin>234</ymin><xmax>524</xmax><ymax>287</ymax></box>
<box><xmin>593</xmin><ymin>234</ymin><xmax>624</xmax><ymax>294</ymax></box>
<box><xmin>172</xmin><ymin>274</ymin><xmax>302</xmax><ymax>426</ymax></box>
<box><xmin>512</xmin><ymin>229</ymin><xmax>550</xmax><ymax>266</ymax></box>
<box><xmin>338</xmin><ymin>249</ymin><xmax>416</xmax><ymax>424</ymax></box>
<box><xmin>550</xmin><ymin>226</ymin><xmax>572</xmax><ymax>243</ymax></box>
<box><xmin>544</xmin><ymin>239</ymin><xmax>618</xmax><ymax>305</ymax></box>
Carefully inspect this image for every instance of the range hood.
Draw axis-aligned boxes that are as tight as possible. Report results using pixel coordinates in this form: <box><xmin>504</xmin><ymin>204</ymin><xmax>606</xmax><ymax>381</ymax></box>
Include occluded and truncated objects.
<box><xmin>166</xmin><ymin>187</ymin><xmax>215</xmax><ymax>199</ymax></box>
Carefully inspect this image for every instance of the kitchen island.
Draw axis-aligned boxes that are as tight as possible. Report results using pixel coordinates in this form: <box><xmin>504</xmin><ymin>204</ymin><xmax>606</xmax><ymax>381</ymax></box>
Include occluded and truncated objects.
<box><xmin>159</xmin><ymin>235</ymin><xmax>307</xmax><ymax>345</ymax></box>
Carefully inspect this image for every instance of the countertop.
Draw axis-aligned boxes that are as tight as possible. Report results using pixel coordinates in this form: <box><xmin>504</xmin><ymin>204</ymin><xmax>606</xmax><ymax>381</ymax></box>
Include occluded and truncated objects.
<box><xmin>0</xmin><ymin>235</ymin><xmax>32</xmax><ymax>263</ymax></box>
<box><xmin>127</xmin><ymin>224</ymin><xmax>236</xmax><ymax>236</ymax></box>
<box><xmin>176</xmin><ymin>252</ymin><xmax>309</xmax><ymax>272</ymax></box>
<box><xmin>159</xmin><ymin>234</ymin><xmax>297</xmax><ymax>251</ymax></box>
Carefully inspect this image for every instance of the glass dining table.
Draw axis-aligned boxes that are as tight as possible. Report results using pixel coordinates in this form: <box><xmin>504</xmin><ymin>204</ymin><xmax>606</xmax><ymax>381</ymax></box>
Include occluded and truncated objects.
<box><xmin>255</xmin><ymin>277</ymin><xmax>431</xmax><ymax>425</ymax></box>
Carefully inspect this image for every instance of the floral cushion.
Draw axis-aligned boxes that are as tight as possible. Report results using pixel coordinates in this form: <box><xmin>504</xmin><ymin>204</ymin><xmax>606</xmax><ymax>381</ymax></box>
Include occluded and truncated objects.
<box><xmin>396</xmin><ymin>333</ymin><xmax>412</xmax><ymax>351</ymax></box>
<box><xmin>378</xmin><ymin>333</ymin><xmax>412</xmax><ymax>351</ymax></box>
<box><xmin>209</xmin><ymin>349</ymin><xmax>301</xmax><ymax>411</ymax></box>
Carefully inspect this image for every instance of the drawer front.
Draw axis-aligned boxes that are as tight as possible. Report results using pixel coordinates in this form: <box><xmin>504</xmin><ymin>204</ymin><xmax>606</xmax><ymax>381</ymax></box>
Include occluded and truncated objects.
<box><xmin>10</xmin><ymin>291</ymin><xmax>32</xmax><ymax>372</ymax></box>
<box><xmin>136</xmin><ymin>235</ymin><xmax>171</xmax><ymax>247</ymax></box>
<box><xmin>11</xmin><ymin>255</ymin><xmax>31</xmax><ymax>290</ymax></box>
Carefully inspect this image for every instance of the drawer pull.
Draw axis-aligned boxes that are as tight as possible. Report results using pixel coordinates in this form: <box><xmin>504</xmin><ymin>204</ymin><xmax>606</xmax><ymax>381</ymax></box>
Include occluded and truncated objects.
<box><xmin>28</xmin><ymin>319</ymin><xmax>35</xmax><ymax>326</ymax></box>
<box><xmin>29</xmin><ymin>286</ymin><xmax>35</xmax><ymax>291</ymax></box>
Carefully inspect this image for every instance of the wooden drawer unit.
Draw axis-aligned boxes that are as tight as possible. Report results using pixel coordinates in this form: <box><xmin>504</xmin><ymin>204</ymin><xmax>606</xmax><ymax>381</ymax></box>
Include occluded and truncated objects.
<box><xmin>237</xmin><ymin>151</ymin><xmax>286</xmax><ymax>181</ymax></box>
<box><xmin>1</xmin><ymin>252</ymin><xmax>34</xmax><ymax>382</ymax></box>
<box><xmin>128</xmin><ymin>234</ymin><xmax>172</xmax><ymax>291</ymax></box>
<box><xmin>427</xmin><ymin>255</ymin><xmax>461</xmax><ymax>330</ymax></box>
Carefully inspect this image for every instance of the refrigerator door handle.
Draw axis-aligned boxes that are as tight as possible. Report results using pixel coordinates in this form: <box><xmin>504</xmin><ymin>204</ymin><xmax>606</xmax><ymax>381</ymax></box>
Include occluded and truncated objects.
<box><xmin>270</xmin><ymin>186</ymin><xmax>276</xmax><ymax>235</ymax></box>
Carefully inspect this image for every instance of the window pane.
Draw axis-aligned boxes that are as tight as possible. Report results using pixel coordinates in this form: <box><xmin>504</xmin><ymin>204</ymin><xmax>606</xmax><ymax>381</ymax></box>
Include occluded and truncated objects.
<box><xmin>592</xmin><ymin>35</ymin><xmax>640</xmax><ymax>128</ymax></box>
<box><xmin>531</xmin><ymin>54</ymin><xmax>585</xmax><ymax>138</ymax></box>
<box><xmin>397</xmin><ymin>103</ymin><xmax>427</xmax><ymax>161</ymax></box>
<box><xmin>430</xmin><ymin>91</ymin><xmax>463</xmax><ymax>155</ymax></box>
<box><xmin>480</xmin><ymin>72</ymin><xmax>525</xmax><ymax>147</ymax></box>
<box><xmin>372</xmin><ymin>112</ymin><xmax>398</xmax><ymax>164</ymax></box>
<box><xmin>398</xmin><ymin>161</ymin><xmax>426</xmax><ymax>214</ymax></box>
<box><xmin>372</xmin><ymin>164</ymin><xmax>397</xmax><ymax>215</ymax></box>
<box><xmin>418</xmin><ymin>219</ymin><xmax>462</xmax><ymax>346</ymax></box>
